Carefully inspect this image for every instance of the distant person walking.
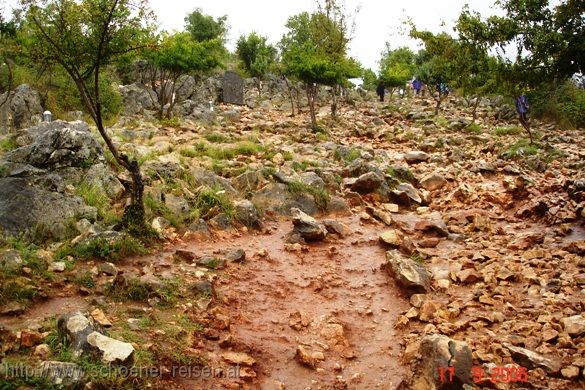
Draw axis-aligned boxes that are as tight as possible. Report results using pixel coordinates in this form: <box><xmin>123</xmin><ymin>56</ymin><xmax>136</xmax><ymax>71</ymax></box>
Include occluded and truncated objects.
<box><xmin>376</xmin><ymin>82</ymin><xmax>385</xmax><ymax>102</ymax></box>
<box><xmin>515</xmin><ymin>91</ymin><xmax>534</xmax><ymax>144</ymax></box>
<box><xmin>412</xmin><ymin>78</ymin><xmax>422</xmax><ymax>96</ymax></box>
<box><xmin>515</xmin><ymin>92</ymin><xmax>529</xmax><ymax>128</ymax></box>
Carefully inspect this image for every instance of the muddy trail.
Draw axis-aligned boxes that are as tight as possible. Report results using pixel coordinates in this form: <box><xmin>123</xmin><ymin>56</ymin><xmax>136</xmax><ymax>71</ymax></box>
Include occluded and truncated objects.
<box><xmin>149</xmin><ymin>215</ymin><xmax>409</xmax><ymax>389</ymax></box>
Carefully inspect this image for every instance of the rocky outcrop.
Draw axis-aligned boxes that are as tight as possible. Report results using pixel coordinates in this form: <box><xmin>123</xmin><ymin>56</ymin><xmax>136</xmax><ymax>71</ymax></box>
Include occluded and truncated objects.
<box><xmin>5</xmin><ymin>120</ymin><xmax>102</xmax><ymax>169</ymax></box>
<box><xmin>0</xmin><ymin>84</ymin><xmax>43</xmax><ymax>134</ymax></box>
<box><xmin>0</xmin><ymin>177</ymin><xmax>95</xmax><ymax>237</ymax></box>
<box><xmin>118</xmin><ymin>83</ymin><xmax>157</xmax><ymax>115</ymax></box>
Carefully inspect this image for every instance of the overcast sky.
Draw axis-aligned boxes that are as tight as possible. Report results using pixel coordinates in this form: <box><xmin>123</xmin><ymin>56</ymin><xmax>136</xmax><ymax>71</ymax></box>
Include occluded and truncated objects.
<box><xmin>2</xmin><ymin>0</ymin><xmax>503</xmax><ymax>71</ymax></box>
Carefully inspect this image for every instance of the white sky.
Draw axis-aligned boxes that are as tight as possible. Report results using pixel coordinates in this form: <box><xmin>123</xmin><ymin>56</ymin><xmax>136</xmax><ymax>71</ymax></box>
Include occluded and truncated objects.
<box><xmin>2</xmin><ymin>0</ymin><xmax>503</xmax><ymax>71</ymax></box>
<box><xmin>148</xmin><ymin>0</ymin><xmax>503</xmax><ymax>71</ymax></box>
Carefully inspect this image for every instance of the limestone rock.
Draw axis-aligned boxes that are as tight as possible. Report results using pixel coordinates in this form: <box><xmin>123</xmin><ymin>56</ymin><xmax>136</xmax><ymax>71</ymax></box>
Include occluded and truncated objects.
<box><xmin>503</xmin><ymin>343</ymin><xmax>561</xmax><ymax>373</ymax></box>
<box><xmin>86</xmin><ymin>331</ymin><xmax>134</xmax><ymax>364</ymax></box>
<box><xmin>410</xmin><ymin>335</ymin><xmax>473</xmax><ymax>390</ymax></box>
<box><xmin>383</xmin><ymin>250</ymin><xmax>431</xmax><ymax>295</ymax></box>
<box><xmin>404</xmin><ymin>151</ymin><xmax>429</xmax><ymax>164</ymax></box>
<box><xmin>560</xmin><ymin>315</ymin><xmax>585</xmax><ymax>337</ymax></box>
<box><xmin>291</xmin><ymin>208</ymin><xmax>327</xmax><ymax>241</ymax></box>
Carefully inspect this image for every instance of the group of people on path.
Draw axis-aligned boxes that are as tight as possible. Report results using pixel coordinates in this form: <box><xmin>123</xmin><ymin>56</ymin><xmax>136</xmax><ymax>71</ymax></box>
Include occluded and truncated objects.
<box><xmin>376</xmin><ymin>76</ymin><xmax>450</xmax><ymax>102</ymax></box>
<box><xmin>375</xmin><ymin>76</ymin><xmax>531</xmax><ymax>134</ymax></box>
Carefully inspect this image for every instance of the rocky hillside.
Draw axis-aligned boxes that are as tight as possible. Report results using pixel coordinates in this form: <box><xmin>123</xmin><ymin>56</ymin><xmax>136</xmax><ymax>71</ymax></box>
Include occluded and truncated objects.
<box><xmin>0</xmin><ymin>89</ymin><xmax>583</xmax><ymax>389</ymax></box>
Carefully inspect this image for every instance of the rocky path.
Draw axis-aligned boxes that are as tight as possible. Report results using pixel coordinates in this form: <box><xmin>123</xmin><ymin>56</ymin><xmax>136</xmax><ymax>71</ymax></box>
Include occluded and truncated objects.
<box><xmin>169</xmin><ymin>215</ymin><xmax>409</xmax><ymax>389</ymax></box>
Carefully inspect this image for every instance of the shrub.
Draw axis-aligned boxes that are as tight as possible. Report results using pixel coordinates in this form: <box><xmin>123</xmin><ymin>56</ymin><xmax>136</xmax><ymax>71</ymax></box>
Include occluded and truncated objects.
<box><xmin>528</xmin><ymin>80</ymin><xmax>585</xmax><ymax>129</ymax></box>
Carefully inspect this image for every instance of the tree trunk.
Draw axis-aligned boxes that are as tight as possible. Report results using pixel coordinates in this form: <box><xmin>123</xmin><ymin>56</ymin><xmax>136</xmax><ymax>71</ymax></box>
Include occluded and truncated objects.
<box><xmin>295</xmin><ymin>84</ymin><xmax>302</xmax><ymax>114</ymax></box>
<box><xmin>434</xmin><ymin>92</ymin><xmax>442</xmax><ymax>116</ymax></box>
<box><xmin>283</xmin><ymin>76</ymin><xmax>295</xmax><ymax>117</ymax></box>
<box><xmin>471</xmin><ymin>96</ymin><xmax>480</xmax><ymax>123</ymax></box>
<box><xmin>257</xmin><ymin>79</ymin><xmax>262</xmax><ymax>97</ymax></box>
<box><xmin>306</xmin><ymin>82</ymin><xmax>318</xmax><ymax>131</ymax></box>
<box><xmin>331</xmin><ymin>85</ymin><xmax>338</xmax><ymax>118</ymax></box>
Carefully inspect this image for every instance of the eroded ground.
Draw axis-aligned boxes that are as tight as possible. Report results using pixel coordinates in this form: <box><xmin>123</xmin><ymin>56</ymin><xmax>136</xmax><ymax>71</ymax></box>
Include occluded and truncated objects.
<box><xmin>1</xmin><ymin>94</ymin><xmax>584</xmax><ymax>390</ymax></box>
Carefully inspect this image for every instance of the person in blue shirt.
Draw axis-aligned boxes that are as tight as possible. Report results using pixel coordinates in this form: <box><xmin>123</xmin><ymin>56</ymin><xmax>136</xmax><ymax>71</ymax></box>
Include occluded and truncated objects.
<box><xmin>515</xmin><ymin>92</ymin><xmax>529</xmax><ymax>129</ymax></box>
<box><xmin>412</xmin><ymin>78</ymin><xmax>422</xmax><ymax>96</ymax></box>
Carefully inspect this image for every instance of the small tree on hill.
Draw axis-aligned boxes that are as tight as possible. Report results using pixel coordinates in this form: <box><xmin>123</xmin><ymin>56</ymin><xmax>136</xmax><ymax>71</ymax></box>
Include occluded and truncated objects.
<box><xmin>379</xmin><ymin>46</ymin><xmax>415</xmax><ymax>98</ymax></box>
<box><xmin>236</xmin><ymin>32</ymin><xmax>277</xmax><ymax>96</ymax></box>
<box><xmin>22</xmin><ymin>0</ymin><xmax>155</xmax><ymax>233</ymax></box>
<box><xmin>184</xmin><ymin>8</ymin><xmax>227</xmax><ymax>43</ymax></box>
<box><xmin>280</xmin><ymin>9</ymin><xmax>358</xmax><ymax>131</ymax></box>
<box><xmin>410</xmin><ymin>29</ymin><xmax>458</xmax><ymax>115</ymax></box>
<box><xmin>144</xmin><ymin>32</ymin><xmax>222</xmax><ymax>119</ymax></box>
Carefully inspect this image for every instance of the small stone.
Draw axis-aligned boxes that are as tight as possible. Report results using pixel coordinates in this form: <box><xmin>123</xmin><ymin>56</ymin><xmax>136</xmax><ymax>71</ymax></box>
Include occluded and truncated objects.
<box><xmin>34</xmin><ymin>344</ymin><xmax>50</xmax><ymax>359</ymax></box>
<box><xmin>457</xmin><ymin>269</ymin><xmax>481</xmax><ymax>284</ymax></box>
<box><xmin>404</xmin><ymin>150</ymin><xmax>429</xmax><ymax>164</ymax></box>
<box><xmin>97</xmin><ymin>262</ymin><xmax>118</xmax><ymax>276</ymax></box>
<box><xmin>436</xmin><ymin>279</ymin><xmax>450</xmax><ymax>290</ymax></box>
<box><xmin>379</xmin><ymin>230</ymin><xmax>403</xmax><ymax>247</ymax></box>
<box><xmin>420</xmin><ymin>173</ymin><xmax>447</xmax><ymax>191</ymax></box>
<box><xmin>410</xmin><ymin>294</ymin><xmax>426</xmax><ymax>308</ymax></box>
<box><xmin>560</xmin><ymin>365</ymin><xmax>579</xmax><ymax>379</ymax></box>
<box><xmin>20</xmin><ymin>330</ymin><xmax>44</xmax><ymax>348</ymax></box>
<box><xmin>560</xmin><ymin>315</ymin><xmax>585</xmax><ymax>337</ymax></box>
<box><xmin>295</xmin><ymin>345</ymin><xmax>317</xmax><ymax>369</ymax></box>
<box><xmin>503</xmin><ymin>343</ymin><xmax>560</xmax><ymax>373</ymax></box>
<box><xmin>86</xmin><ymin>331</ymin><xmax>134</xmax><ymax>364</ymax></box>
<box><xmin>49</xmin><ymin>261</ymin><xmax>66</xmax><ymax>272</ymax></box>
<box><xmin>90</xmin><ymin>308</ymin><xmax>112</xmax><ymax>328</ymax></box>
<box><xmin>221</xmin><ymin>351</ymin><xmax>256</xmax><ymax>366</ymax></box>
<box><xmin>174</xmin><ymin>250</ymin><xmax>196</xmax><ymax>262</ymax></box>
<box><xmin>291</xmin><ymin>208</ymin><xmax>327</xmax><ymax>241</ymax></box>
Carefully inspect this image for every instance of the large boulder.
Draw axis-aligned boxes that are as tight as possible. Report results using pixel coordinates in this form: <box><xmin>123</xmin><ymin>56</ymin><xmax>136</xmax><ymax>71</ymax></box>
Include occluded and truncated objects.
<box><xmin>410</xmin><ymin>335</ymin><xmax>473</xmax><ymax>390</ymax></box>
<box><xmin>5</xmin><ymin>120</ymin><xmax>103</xmax><ymax>169</ymax></box>
<box><xmin>0</xmin><ymin>177</ymin><xmax>96</xmax><ymax>237</ymax></box>
<box><xmin>252</xmin><ymin>183</ymin><xmax>318</xmax><ymax>216</ymax></box>
<box><xmin>383</xmin><ymin>250</ymin><xmax>431</xmax><ymax>295</ymax></box>
<box><xmin>0</xmin><ymin>84</ymin><xmax>43</xmax><ymax>134</ymax></box>
<box><xmin>118</xmin><ymin>83</ymin><xmax>157</xmax><ymax>115</ymax></box>
<box><xmin>190</xmin><ymin>167</ymin><xmax>236</xmax><ymax>195</ymax></box>
<box><xmin>291</xmin><ymin>208</ymin><xmax>327</xmax><ymax>241</ymax></box>
<box><xmin>82</xmin><ymin>163</ymin><xmax>125</xmax><ymax>199</ymax></box>
<box><xmin>57</xmin><ymin>311</ymin><xmax>98</xmax><ymax>359</ymax></box>
<box><xmin>86</xmin><ymin>331</ymin><xmax>134</xmax><ymax>364</ymax></box>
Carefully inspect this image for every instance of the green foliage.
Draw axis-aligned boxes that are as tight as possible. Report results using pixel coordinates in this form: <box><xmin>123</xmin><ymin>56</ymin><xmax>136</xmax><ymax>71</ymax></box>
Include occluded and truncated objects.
<box><xmin>501</xmin><ymin>139</ymin><xmax>540</xmax><ymax>159</ymax></box>
<box><xmin>379</xmin><ymin>46</ymin><xmax>416</xmax><ymax>89</ymax></box>
<box><xmin>75</xmin><ymin>182</ymin><xmax>116</xmax><ymax>223</ymax></box>
<box><xmin>145</xmin><ymin>32</ymin><xmax>223</xmax><ymax>119</ymax></box>
<box><xmin>57</xmin><ymin>234</ymin><xmax>147</xmax><ymax>262</ymax></box>
<box><xmin>0</xmin><ymin>137</ymin><xmax>17</xmax><ymax>152</ymax></box>
<box><xmin>280</xmin><ymin>4</ymin><xmax>359</xmax><ymax>130</ymax></box>
<box><xmin>361</xmin><ymin>68</ymin><xmax>377</xmax><ymax>91</ymax></box>
<box><xmin>287</xmin><ymin>180</ymin><xmax>330</xmax><ymax>210</ymax></box>
<box><xmin>179</xmin><ymin>141</ymin><xmax>265</xmax><ymax>160</ymax></box>
<box><xmin>184</xmin><ymin>8</ymin><xmax>228</xmax><ymax>43</ymax></box>
<box><xmin>159</xmin><ymin>116</ymin><xmax>181</xmax><ymax>128</ymax></box>
<box><xmin>494</xmin><ymin>125</ymin><xmax>522</xmax><ymax>136</ymax></box>
<box><xmin>466</xmin><ymin>123</ymin><xmax>482</xmax><ymax>133</ymax></box>
<box><xmin>455</xmin><ymin>1</ymin><xmax>584</xmax><ymax>84</ymax></box>
<box><xmin>108</xmin><ymin>277</ymin><xmax>152</xmax><ymax>301</ymax></box>
<box><xmin>387</xmin><ymin>166</ymin><xmax>416</xmax><ymax>183</ymax></box>
<box><xmin>204</xmin><ymin>132</ymin><xmax>229</xmax><ymax>143</ymax></box>
<box><xmin>73</xmin><ymin>272</ymin><xmax>96</xmax><ymax>289</ymax></box>
<box><xmin>333</xmin><ymin>147</ymin><xmax>361</xmax><ymax>164</ymax></box>
<box><xmin>144</xmin><ymin>194</ymin><xmax>181</xmax><ymax>228</ymax></box>
<box><xmin>0</xmin><ymin>278</ymin><xmax>37</xmax><ymax>306</ymax></box>
<box><xmin>236</xmin><ymin>32</ymin><xmax>277</xmax><ymax>80</ymax></box>
<box><xmin>528</xmin><ymin>80</ymin><xmax>585</xmax><ymax>129</ymax></box>
<box><xmin>192</xmin><ymin>186</ymin><xmax>234</xmax><ymax>219</ymax></box>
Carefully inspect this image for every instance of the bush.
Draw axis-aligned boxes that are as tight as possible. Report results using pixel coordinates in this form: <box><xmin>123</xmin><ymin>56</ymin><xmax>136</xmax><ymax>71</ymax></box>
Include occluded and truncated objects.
<box><xmin>12</xmin><ymin>64</ymin><xmax>122</xmax><ymax>121</ymax></box>
<box><xmin>528</xmin><ymin>80</ymin><xmax>585</xmax><ymax>129</ymax></box>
